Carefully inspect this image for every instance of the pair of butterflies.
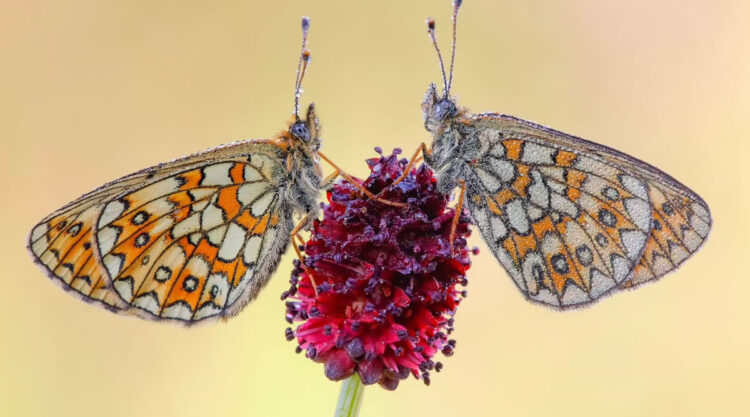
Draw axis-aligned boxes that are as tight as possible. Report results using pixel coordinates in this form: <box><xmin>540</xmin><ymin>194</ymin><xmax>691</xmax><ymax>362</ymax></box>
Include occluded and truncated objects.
<box><xmin>28</xmin><ymin>1</ymin><xmax>711</xmax><ymax>325</ymax></box>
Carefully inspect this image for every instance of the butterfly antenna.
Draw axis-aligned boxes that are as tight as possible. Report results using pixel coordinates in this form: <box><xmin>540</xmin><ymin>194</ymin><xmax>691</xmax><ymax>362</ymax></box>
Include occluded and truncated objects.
<box><xmin>447</xmin><ymin>0</ymin><xmax>462</xmax><ymax>94</ymax></box>
<box><xmin>293</xmin><ymin>16</ymin><xmax>311</xmax><ymax>121</ymax></box>
<box><xmin>427</xmin><ymin>17</ymin><xmax>449</xmax><ymax>96</ymax></box>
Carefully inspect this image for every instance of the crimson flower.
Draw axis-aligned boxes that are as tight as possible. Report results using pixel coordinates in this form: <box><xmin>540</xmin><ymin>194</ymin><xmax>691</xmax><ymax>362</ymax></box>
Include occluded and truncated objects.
<box><xmin>283</xmin><ymin>149</ymin><xmax>475</xmax><ymax>390</ymax></box>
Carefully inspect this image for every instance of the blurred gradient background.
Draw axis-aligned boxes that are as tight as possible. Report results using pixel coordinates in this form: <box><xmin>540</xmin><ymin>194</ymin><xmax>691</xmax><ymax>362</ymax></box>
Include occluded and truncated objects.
<box><xmin>2</xmin><ymin>1</ymin><xmax>748</xmax><ymax>416</ymax></box>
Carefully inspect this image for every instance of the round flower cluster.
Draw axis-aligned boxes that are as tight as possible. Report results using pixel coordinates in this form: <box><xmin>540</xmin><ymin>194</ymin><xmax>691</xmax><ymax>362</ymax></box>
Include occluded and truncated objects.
<box><xmin>283</xmin><ymin>149</ymin><xmax>475</xmax><ymax>390</ymax></box>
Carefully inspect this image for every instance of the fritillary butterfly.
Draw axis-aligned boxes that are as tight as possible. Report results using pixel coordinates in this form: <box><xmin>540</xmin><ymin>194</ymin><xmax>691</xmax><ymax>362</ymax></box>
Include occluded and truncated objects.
<box><xmin>398</xmin><ymin>0</ymin><xmax>712</xmax><ymax>309</ymax></box>
<box><xmin>27</xmin><ymin>18</ymin><xmax>372</xmax><ymax>324</ymax></box>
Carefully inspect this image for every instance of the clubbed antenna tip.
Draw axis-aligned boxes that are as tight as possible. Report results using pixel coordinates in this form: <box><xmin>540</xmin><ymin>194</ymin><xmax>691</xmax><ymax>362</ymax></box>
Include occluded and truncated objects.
<box><xmin>426</xmin><ymin>0</ymin><xmax>463</xmax><ymax>97</ymax></box>
<box><xmin>426</xmin><ymin>17</ymin><xmax>448</xmax><ymax>94</ymax></box>
<box><xmin>294</xmin><ymin>17</ymin><xmax>312</xmax><ymax>119</ymax></box>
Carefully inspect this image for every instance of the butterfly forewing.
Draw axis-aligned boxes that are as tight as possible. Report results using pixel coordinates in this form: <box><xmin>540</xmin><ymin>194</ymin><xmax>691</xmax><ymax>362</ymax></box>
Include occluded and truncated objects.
<box><xmin>465</xmin><ymin>114</ymin><xmax>711</xmax><ymax>308</ymax></box>
<box><xmin>29</xmin><ymin>140</ymin><xmax>296</xmax><ymax>324</ymax></box>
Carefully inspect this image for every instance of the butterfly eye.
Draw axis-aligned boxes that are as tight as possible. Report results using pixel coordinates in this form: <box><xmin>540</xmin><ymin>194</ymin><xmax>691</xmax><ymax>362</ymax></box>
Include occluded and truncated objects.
<box><xmin>290</xmin><ymin>122</ymin><xmax>311</xmax><ymax>142</ymax></box>
<box><xmin>434</xmin><ymin>99</ymin><xmax>457</xmax><ymax>121</ymax></box>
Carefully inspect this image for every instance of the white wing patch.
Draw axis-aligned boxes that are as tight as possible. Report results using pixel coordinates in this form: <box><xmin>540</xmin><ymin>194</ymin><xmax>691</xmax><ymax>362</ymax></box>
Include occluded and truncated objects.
<box><xmin>461</xmin><ymin>117</ymin><xmax>711</xmax><ymax>308</ymax></box>
<box><xmin>28</xmin><ymin>139</ymin><xmax>312</xmax><ymax>324</ymax></box>
<box><xmin>94</xmin><ymin>158</ymin><xmax>292</xmax><ymax>323</ymax></box>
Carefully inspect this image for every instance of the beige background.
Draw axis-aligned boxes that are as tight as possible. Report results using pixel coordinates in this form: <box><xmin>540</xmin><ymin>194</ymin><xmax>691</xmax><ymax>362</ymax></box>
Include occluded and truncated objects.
<box><xmin>2</xmin><ymin>1</ymin><xmax>748</xmax><ymax>416</ymax></box>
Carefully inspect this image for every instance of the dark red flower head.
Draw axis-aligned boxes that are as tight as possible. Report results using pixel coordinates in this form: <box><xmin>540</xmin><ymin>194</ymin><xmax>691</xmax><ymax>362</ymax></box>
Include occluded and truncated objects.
<box><xmin>283</xmin><ymin>149</ymin><xmax>476</xmax><ymax>390</ymax></box>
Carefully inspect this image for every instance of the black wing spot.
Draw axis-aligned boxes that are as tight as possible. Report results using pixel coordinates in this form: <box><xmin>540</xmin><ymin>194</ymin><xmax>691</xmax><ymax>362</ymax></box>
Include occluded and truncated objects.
<box><xmin>598</xmin><ymin>208</ymin><xmax>617</xmax><ymax>228</ymax></box>
<box><xmin>575</xmin><ymin>245</ymin><xmax>594</xmax><ymax>266</ymax></box>
<box><xmin>551</xmin><ymin>253</ymin><xmax>570</xmax><ymax>274</ymax></box>
<box><xmin>117</xmin><ymin>198</ymin><xmax>131</xmax><ymax>213</ymax></box>
<box><xmin>132</xmin><ymin>211</ymin><xmax>150</xmax><ymax>225</ymax></box>
<box><xmin>67</xmin><ymin>223</ymin><xmax>82</xmax><ymax>236</ymax></box>
<box><xmin>154</xmin><ymin>266</ymin><xmax>172</xmax><ymax>282</ymax></box>
<box><xmin>602</xmin><ymin>187</ymin><xmax>620</xmax><ymax>201</ymax></box>
<box><xmin>134</xmin><ymin>233</ymin><xmax>150</xmax><ymax>248</ymax></box>
<box><xmin>78</xmin><ymin>275</ymin><xmax>92</xmax><ymax>286</ymax></box>
<box><xmin>531</xmin><ymin>263</ymin><xmax>544</xmax><ymax>286</ymax></box>
<box><xmin>183</xmin><ymin>275</ymin><xmax>199</xmax><ymax>293</ymax></box>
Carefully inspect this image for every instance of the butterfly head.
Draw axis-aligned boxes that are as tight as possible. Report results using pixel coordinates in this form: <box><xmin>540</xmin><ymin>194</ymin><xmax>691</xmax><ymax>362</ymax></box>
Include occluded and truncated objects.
<box><xmin>422</xmin><ymin>83</ymin><xmax>459</xmax><ymax>133</ymax></box>
<box><xmin>288</xmin><ymin>102</ymin><xmax>322</xmax><ymax>152</ymax></box>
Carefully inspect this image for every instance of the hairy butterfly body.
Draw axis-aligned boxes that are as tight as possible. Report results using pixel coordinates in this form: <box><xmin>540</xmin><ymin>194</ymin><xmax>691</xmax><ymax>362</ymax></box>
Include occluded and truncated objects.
<box><xmin>415</xmin><ymin>1</ymin><xmax>711</xmax><ymax>309</ymax></box>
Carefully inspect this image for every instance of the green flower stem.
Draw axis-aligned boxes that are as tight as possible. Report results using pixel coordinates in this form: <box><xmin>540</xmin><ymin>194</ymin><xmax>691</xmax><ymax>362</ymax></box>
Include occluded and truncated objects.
<box><xmin>334</xmin><ymin>374</ymin><xmax>364</xmax><ymax>417</ymax></box>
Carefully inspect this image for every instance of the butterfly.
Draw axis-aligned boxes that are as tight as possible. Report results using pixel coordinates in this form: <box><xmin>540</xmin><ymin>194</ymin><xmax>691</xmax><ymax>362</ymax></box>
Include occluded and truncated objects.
<box><xmin>396</xmin><ymin>0</ymin><xmax>712</xmax><ymax>309</ymax></box>
<box><xmin>26</xmin><ymin>17</ymin><xmax>391</xmax><ymax>325</ymax></box>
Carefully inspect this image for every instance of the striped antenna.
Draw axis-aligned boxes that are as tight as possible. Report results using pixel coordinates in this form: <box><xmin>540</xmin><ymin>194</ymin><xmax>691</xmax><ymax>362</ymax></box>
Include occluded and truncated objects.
<box><xmin>447</xmin><ymin>0</ymin><xmax>462</xmax><ymax>94</ymax></box>
<box><xmin>426</xmin><ymin>17</ymin><xmax>448</xmax><ymax>95</ymax></box>
<box><xmin>293</xmin><ymin>17</ymin><xmax>311</xmax><ymax>120</ymax></box>
<box><xmin>427</xmin><ymin>0</ymin><xmax>463</xmax><ymax>98</ymax></box>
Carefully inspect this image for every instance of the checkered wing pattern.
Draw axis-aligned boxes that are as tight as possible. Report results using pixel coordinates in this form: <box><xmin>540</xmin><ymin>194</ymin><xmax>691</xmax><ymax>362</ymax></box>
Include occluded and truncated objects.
<box><xmin>28</xmin><ymin>141</ymin><xmax>293</xmax><ymax>324</ymax></box>
<box><xmin>466</xmin><ymin>114</ymin><xmax>711</xmax><ymax>308</ymax></box>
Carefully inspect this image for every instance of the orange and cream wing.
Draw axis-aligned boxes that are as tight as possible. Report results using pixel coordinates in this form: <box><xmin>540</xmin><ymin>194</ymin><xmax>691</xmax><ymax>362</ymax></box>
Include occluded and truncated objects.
<box><xmin>465</xmin><ymin>114</ymin><xmax>711</xmax><ymax>308</ymax></box>
<box><xmin>29</xmin><ymin>140</ymin><xmax>294</xmax><ymax>323</ymax></box>
<box><xmin>29</xmin><ymin>186</ymin><xmax>134</xmax><ymax>311</ymax></box>
<box><xmin>27</xmin><ymin>157</ymin><xmax>195</xmax><ymax>312</ymax></box>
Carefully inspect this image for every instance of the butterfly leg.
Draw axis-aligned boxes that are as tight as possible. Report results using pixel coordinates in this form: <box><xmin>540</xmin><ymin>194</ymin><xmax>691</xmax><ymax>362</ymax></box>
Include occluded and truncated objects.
<box><xmin>291</xmin><ymin>237</ymin><xmax>306</xmax><ymax>263</ymax></box>
<box><xmin>290</xmin><ymin>239</ymin><xmax>318</xmax><ymax>295</ymax></box>
<box><xmin>317</xmin><ymin>151</ymin><xmax>407</xmax><ymax>208</ymax></box>
<box><xmin>449</xmin><ymin>179</ymin><xmax>466</xmax><ymax>255</ymax></box>
<box><xmin>289</xmin><ymin>213</ymin><xmax>311</xmax><ymax>264</ymax></box>
<box><xmin>389</xmin><ymin>143</ymin><xmax>432</xmax><ymax>188</ymax></box>
<box><xmin>291</xmin><ymin>213</ymin><xmax>311</xmax><ymax>237</ymax></box>
<box><xmin>321</xmin><ymin>169</ymin><xmax>340</xmax><ymax>189</ymax></box>
<box><xmin>289</xmin><ymin>215</ymin><xmax>318</xmax><ymax>294</ymax></box>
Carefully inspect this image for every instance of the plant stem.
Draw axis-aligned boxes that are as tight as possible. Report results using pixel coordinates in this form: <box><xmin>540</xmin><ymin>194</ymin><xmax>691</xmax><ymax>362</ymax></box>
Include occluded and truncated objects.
<box><xmin>334</xmin><ymin>373</ymin><xmax>364</xmax><ymax>417</ymax></box>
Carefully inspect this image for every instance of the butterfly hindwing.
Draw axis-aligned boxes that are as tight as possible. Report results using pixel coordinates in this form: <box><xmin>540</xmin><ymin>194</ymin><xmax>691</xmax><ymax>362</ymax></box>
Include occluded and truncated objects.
<box><xmin>29</xmin><ymin>140</ymin><xmax>295</xmax><ymax>323</ymax></box>
<box><xmin>467</xmin><ymin>162</ymin><xmax>648</xmax><ymax>307</ymax></box>
<box><xmin>465</xmin><ymin>114</ymin><xmax>711</xmax><ymax>308</ymax></box>
<box><xmin>621</xmin><ymin>180</ymin><xmax>711</xmax><ymax>289</ymax></box>
<box><xmin>419</xmin><ymin>1</ymin><xmax>710</xmax><ymax>308</ymax></box>
<box><xmin>28</xmin><ymin>168</ymin><xmax>163</xmax><ymax>311</ymax></box>
<box><xmin>29</xmin><ymin>206</ymin><xmax>127</xmax><ymax>311</ymax></box>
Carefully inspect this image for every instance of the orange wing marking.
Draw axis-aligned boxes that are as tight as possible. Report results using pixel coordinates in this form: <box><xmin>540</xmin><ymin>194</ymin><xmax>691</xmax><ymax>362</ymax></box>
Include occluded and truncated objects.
<box><xmin>555</xmin><ymin>150</ymin><xmax>577</xmax><ymax>167</ymax></box>
<box><xmin>502</xmin><ymin>139</ymin><xmax>523</xmax><ymax>160</ymax></box>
